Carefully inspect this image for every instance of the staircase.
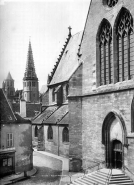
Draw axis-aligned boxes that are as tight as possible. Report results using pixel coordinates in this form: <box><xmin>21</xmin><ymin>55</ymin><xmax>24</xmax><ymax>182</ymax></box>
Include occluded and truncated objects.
<box><xmin>70</xmin><ymin>169</ymin><xmax>134</xmax><ymax>185</ymax></box>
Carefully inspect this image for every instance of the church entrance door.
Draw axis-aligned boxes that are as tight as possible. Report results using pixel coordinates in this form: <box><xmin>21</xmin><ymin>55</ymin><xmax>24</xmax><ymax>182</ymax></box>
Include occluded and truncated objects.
<box><xmin>112</xmin><ymin>140</ymin><xmax>122</xmax><ymax>169</ymax></box>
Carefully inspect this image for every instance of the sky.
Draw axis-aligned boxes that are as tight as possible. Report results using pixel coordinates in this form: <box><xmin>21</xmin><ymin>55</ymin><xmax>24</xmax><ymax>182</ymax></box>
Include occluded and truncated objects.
<box><xmin>0</xmin><ymin>0</ymin><xmax>90</xmax><ymax>91</ymax></box>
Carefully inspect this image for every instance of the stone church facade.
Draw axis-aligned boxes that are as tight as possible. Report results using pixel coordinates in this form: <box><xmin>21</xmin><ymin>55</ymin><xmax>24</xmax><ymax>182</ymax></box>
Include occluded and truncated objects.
<box><xmin>68</xmin><ymin>0</ymin><xmax>134</xmax><ymax>175</ymax></box>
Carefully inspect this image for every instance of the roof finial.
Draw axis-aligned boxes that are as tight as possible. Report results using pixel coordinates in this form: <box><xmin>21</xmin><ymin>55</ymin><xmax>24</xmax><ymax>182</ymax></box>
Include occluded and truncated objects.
<box><xmin>68</xmin><ymin>26</ymin><xmax>72</xmax><ymax>37</ymax></box>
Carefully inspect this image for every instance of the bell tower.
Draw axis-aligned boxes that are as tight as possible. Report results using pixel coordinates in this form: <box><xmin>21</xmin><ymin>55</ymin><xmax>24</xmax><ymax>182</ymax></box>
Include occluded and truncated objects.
<box><xmin>2</xmin><ymin>72</ymin><xmax>15</xmax><ymax>101</ymax></box>
<box><xmin>23</xmin><ymin>40</ymin><xmax>39</xmax><ymax>102</ymax></box>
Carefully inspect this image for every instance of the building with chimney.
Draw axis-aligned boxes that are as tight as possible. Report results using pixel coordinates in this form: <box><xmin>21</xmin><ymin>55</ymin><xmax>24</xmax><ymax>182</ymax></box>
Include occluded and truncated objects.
<box><xmin>32</xmin><ymin>28</ymin><xmax>83</xmax><ymax>156</ymax></box>
<box><xmin>0</xmin><ymin>89</ymin><xmax>33</xmax><ymax>177</ymax></box>
<box><xmin>23</xmin><ymin>40</ymin><xmax>39</xmax><ymax>103</ymax></box>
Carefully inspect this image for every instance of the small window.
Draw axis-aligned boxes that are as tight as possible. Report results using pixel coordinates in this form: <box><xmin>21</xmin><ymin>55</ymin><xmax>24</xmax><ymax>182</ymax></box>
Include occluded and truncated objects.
<box><xmin>7</xmin><ymin>133</ymin><xmax>13</xmax><ymax>148</ymax></box>
<box><xmin>47</xmin><ymin>126</ymin><xmax>53</xmax><ymax>140</ymax></box>
<box><xmin>32</xmin><ymin>82</ymin><xmax>36</xmax><ymax>87</ymax></box>
<box><xmin>35</xmin><ymin>125</ymin><xmax>38</xmax><ymax>137</ymax></box>
<box><xmin>66</xmin><ymin>84</ymin><xmax>69</xmax><ymax>99</ymax></box>
<box><xmin>10</xmin><ymin>91</ymin><xmax>13</xmax><ymax>95</ymax></box>
<box><xmin>52</xmin><ymin>88</ymin><xmax>55</xmax><ymax>102</ymax></box>
<box><xmin>62</xmin><ymin>127</ymin><xmax>69</xmax><ymax>142</ymax></box>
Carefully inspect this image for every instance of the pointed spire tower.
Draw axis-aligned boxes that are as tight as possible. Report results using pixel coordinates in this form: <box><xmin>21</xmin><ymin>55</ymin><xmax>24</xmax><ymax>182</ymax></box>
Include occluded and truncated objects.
<box><xmin>2</xmin><ymin>72</ymin><xmax>15</xmax><ymax>101</ymax></box>
<box><xmin>23</xmin><ymin>39</ymin><xmax>39</xmax><ymax>102</ymax></box>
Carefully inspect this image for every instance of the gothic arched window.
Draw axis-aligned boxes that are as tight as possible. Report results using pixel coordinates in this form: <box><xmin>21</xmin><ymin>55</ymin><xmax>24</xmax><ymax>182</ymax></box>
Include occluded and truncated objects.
<box><xmin>131</xmin><ymin>98</ymin><xmax>134</xmax><ymax>132</ymax></box>
<box><xmin>98</xmin><ymin>19</ymin><xmax>113</xmax><ymax>86</ymax></box>
<box><xmin>116</xmin><ymin>8</ymin><xmax>134</xmax><ymax>82</ymax></box>
<box><xmin>47</xmin><ymin>125</ymin><xmax>53</xmax><ymax>140</ymax></box>
<box><xmin>107</xmin><ymin>0</ymin><xmax>118</xmax><ymax>7</ymax></box>
<box><xmin>62</xmin><ymin>127</ymin><xmax>69</xmax><ymax>142</ymax></box>
<box><xmin>35</xmin><ymin>125</ymin><xmax>38</xmax><ymax>137</ymax></box>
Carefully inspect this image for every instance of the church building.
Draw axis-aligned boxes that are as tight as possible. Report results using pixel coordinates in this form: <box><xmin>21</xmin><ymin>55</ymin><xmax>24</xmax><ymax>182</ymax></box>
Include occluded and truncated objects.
<box><xmin>68</xmin><ymin>0</ymin><xmax>134</xmax><ymax>178</ymax></box>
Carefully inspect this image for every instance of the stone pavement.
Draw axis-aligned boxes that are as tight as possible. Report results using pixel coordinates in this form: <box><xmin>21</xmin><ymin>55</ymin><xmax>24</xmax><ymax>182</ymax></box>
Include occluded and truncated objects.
<box><xmin>0</xmin><ymin>148</ymin><xmax>70</xmax><ymax>185</ymax></box>
<box><xmin>35</xmin><ymin>149</ymin><xmax>84</xmax><ymax>185</ymax></box>
<box><xmin>0</xmin><ymin>167</ymin><xmax>37</xmax><ymax>185</ymax></box>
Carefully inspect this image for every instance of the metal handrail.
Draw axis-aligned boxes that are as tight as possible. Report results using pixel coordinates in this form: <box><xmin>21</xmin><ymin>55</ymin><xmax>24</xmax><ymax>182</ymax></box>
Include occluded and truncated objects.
<box><xmin>122</xmin><ymin>164</ymin><xmax>134</xmax><ymax>183</ymax></box>
<box><xmin>123</xmin><ymin>165</ymin><xmax>134</xmax><ymax>176</ymax></box>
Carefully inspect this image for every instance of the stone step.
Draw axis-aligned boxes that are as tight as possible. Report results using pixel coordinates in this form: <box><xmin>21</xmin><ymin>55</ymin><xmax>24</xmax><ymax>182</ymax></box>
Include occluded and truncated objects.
<box><xmin>92</xmin><ymin>172</ymin><xmax>109</xmax><ymax>180</ymax></box>
<box><xmin>109</xmin><ymin>183</ymin><xmax>134</xmax><ymax>185</ymax></box>
<box><xmin>77</xmin><ymin>176</ymin><xmax>106</xmax><ymax>185</ymax></box>
<box><xmin>70</xmin><ymin>169</ymin><xmax>134</xmax><ymax>185</ymax></box>
<box><xmin>75</xmin><ymin>178</ymin><xmax>93</xmax><ymax>185</ymax></box>
<box><xmin>84</xmin><ymin>174</ymin><xmax>107</xmax><ymax>183</ymax></box>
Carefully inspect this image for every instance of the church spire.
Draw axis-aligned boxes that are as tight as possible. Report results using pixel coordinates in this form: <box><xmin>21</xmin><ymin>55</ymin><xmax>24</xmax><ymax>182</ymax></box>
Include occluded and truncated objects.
<box><xmin>23</xmin><ymin>40</ymin><xmax>38</xmax><ymax>80</ymax></box>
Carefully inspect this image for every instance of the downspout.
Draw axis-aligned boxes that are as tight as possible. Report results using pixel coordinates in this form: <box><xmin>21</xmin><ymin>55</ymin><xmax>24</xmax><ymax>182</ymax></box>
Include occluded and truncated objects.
<box><xmin>58</xmin><ymin>125</ymin><xmax>59</xmax><ymax>156</ymax></box>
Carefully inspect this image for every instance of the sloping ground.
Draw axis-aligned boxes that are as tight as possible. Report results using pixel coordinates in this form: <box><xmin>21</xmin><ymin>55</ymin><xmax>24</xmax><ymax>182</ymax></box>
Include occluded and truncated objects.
<box><xmin>70</xmin><ymin>169</ymin><xmax>134</xmax><ymax>185</ymax></box>
<box><xmin>12</xmin><ymin>151</ymin><xmax>62</xmax><ymax>185</ymax></box>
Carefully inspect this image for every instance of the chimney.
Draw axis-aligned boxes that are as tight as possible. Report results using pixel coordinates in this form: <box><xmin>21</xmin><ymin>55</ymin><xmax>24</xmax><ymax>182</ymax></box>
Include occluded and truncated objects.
<box><xmin>20</xmin><ymin>99</ymin><xmax>26</xmax><ymax>117</ymax></box>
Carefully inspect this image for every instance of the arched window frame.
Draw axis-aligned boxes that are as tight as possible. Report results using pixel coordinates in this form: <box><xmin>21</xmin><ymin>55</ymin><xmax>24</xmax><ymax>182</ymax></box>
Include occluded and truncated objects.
<box><xmin>96</xmin><ymin>19</ymin><xmax>113</xmax><ymax>86</ymax></box>
<box><xmin>131</xmin><ymin>98</ymin><xmax>134</xmax><ymax>132</ymax></box>
<box><xmin>47</xmin><ymin>125</ymin><xmax>53</xmax><ymax>140</ymax></box>
<box><xmin>35</xmin><ymin>125</ymin><xmax>38</xmax><ymax>137</ymax></box>
<box><xmin>62</xmin><ymin>127</ymin><xmax>69</xmax><ymax>142</ymax></box>
<box><xmin>113</xmin><ymin>7</ymin><xmax>134</xmax><ymax>82</ymax></box>
<box><xmin>103</xmin><ymin>0</ymin><xmax>118</xmax><ymax>7</ymax></box>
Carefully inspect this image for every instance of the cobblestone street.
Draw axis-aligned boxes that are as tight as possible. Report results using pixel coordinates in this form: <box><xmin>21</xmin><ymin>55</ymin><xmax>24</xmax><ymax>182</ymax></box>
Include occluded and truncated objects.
<box><xmin>13</xmin><ymin>151</ymin><xmax>62</xmax><ymax>185</ymax></box>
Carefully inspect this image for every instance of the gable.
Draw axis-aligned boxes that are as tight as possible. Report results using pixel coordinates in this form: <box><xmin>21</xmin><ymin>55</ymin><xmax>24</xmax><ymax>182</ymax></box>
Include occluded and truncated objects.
<box><xmin>49</xmin><ymin>31</ymin><xmax>83</xmax><ymax>85</ymax></box>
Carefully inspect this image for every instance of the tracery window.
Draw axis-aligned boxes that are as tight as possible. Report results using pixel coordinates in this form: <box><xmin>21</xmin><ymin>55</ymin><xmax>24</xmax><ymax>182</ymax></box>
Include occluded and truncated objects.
<box><xmin>107</xmin><ymin>0</ymin><xmax>118</xmax><ymax>7</ymax></box>
<box><xmin>47</xmin><ymin>126</ymin><xmax>53</xmax><ymax>140</ymax></box>
<box><xmin>99</xmin><ymin>20</ymin><xmax>113</xmax><ymax>85</ymax></box>
<box><xmin>116</xmin><ymin>8</ymin><xmax>134</xmax><ymax>81</ymax></box>
<box><xmin>62</xmin><ymin>127</ymin><xmax>69</xmax><ymax>142</ymax></box>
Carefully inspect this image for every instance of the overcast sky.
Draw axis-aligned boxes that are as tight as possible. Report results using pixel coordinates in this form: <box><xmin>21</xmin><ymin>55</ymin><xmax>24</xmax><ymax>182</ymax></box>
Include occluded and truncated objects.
<box><xmin>0</xmin><ymin>0</ymin><xmax>90</xmax><ymax>90</ymax></box>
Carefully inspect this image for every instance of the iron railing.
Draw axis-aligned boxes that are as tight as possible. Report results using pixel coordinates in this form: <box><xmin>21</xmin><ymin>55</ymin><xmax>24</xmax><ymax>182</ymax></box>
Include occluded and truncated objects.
<box><xmin>122</xmin><ymin>165</ymin><xmax>134</xmax><ymax>182</ymax></box>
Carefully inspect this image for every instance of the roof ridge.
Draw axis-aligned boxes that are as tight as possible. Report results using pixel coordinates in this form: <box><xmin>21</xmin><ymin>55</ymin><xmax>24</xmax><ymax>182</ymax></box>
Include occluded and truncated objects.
<box><xmin>47</xmin><ymin>27</ymin><xmax>72</xmax><ymax>85</ymax></box>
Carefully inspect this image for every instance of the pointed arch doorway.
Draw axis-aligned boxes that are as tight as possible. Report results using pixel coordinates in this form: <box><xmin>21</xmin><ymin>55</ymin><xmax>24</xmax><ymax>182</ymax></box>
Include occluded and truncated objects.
<box><xmin>102</xmin><ymin>111</ymin><xmax>127</xmax><ymax>169</ymax></box>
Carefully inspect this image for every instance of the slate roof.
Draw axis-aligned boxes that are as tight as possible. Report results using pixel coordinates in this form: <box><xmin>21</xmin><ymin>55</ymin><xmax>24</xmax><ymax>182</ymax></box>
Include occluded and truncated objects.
<box><xmin>0</xmin><ymin>89</ymin><xmax>30</xmax><ymax>124</ymax></box>
<box><xmin>6</xmin><ymin>72</ymin><xmax>13</xmax><ymax>80</ymax></box>
<box><xmin>32</xmin><ymin>105</ymin><xmax>59</xmax><ymax>124</ymax></box>
<box><xmin>58</xmin><ymin>112</ymin><xmax>69</xmax><ymax>125</ymax></box>
<box><xmin>0</xmin><ymin>89</ymin><xmax>16</xmax><ymax>123</ymax></box>
<box><xmin>44</xmin><ymin>105</ymin><xmax>68</xmax><ymax>124</ymax></box>
<box><xmin>32</xmin><ymin>104</ymin><xmax>69</xmax><ymax>125</ymax></box>
<box><xmin>49</xmin><ymin>31</ymin><xmax>83</xmax><ymax>85</ymax></box>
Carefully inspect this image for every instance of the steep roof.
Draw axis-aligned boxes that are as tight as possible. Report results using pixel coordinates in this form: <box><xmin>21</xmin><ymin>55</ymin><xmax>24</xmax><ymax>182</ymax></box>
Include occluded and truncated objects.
<box><xmin>0</xmin><ymin>89</ymin><xmax>30</xmax><ymax>124</ymax></box>
<box><xmin>0</xmin><ymin>89</ymin><xmax>17</xmax><ymax>123</ymax></box>
<box><xmin>49</xmin><ymin>31</ymin><xmax>83</xmax><ymax>85</ymax></box>
<box><xmin>6</xmin><ymin>72</ymin><xmax>13</xmax><ymax>80</ymax></box>
<box><xmin>23</xmin><ymin>40</ymin><xmax>38</xmax><ymax>81</ymax></box>
<box><xmin>44</xmin><ymin>105</ymin><xmax>68</xmax><ymax>124</ymax></box>
<box><xmin>32</xmin><ymin>105</ymin><xmax>59</xmax><ymax>124</ymax></box>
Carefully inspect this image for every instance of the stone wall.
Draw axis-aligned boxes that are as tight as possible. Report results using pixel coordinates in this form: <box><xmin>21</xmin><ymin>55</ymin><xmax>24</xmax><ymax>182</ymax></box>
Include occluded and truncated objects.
<box><xmin>1</xmin><ymin>123</ymin><xmax>33</xmax><ymax>173</ymax></box>
<box><xmin>44</xmin><ymin>125</ymin><xmax>69</xmax><ymax>157</ymax></box>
